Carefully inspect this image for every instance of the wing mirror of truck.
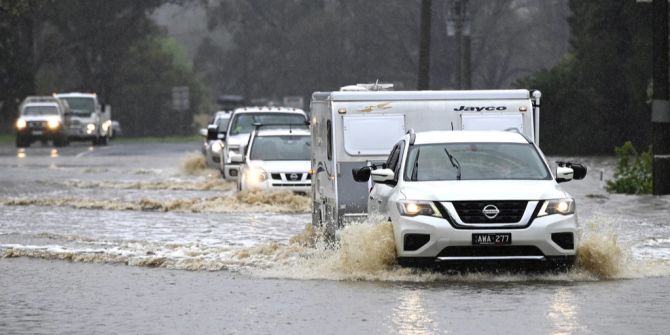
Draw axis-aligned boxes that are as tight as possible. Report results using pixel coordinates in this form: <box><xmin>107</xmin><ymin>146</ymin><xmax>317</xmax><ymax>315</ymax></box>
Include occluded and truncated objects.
<box><xmin>206</xmin><ymin>125</ymin><xmax>219</xmax><ymax>141</ymax></box>
<box><xmin>371</xmin><ymin>168</ymin><xmax>395</xmax><ymax>184</ymax></box>
<box><xmin>555</xmin><ymin>161</ymin><xmax>587</xmax><ymax>183</ymax></box>
<box><xmin>352</xmin><ymin>166</ymin><xmax>371</xmax><ymax>182</ymax></box>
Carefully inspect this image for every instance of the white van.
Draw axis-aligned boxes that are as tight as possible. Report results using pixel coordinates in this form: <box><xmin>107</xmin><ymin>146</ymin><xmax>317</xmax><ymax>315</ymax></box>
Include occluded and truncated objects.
<box><xmin>310</xmin><ymin>87</ymin><xmax>542</xmax><ymax>236</ymax></box>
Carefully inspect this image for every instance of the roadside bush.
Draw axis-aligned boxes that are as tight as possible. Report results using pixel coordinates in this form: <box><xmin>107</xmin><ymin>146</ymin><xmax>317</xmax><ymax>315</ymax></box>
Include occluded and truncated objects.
<box><xmin>606</xmin><ymin>141</ymin><xmax>652</xmax><ymax>194</ymax></box>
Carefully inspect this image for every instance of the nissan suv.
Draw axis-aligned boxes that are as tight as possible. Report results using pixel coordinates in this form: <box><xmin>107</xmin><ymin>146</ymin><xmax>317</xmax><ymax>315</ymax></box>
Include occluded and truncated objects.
<box><xmin>236</xmin><ymin>125</ymin><xmax>311</xmax><ymax>193</ymax></box>
<box><xmin>354</xmin><ymin>130</ymin><xmax>586</xmax><ymax>270</ymax></box>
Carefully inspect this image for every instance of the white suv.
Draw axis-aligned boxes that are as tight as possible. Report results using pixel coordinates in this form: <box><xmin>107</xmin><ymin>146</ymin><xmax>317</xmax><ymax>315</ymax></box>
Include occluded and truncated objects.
<box><xmin>237</xmin><ymin>125</ymin><xmax>311</xmax><ymax>193</ymax></box>
<box><xmin>354</xmin><ymin>130</ymin><xmax>587</xmax><ymax>269</ymax></box>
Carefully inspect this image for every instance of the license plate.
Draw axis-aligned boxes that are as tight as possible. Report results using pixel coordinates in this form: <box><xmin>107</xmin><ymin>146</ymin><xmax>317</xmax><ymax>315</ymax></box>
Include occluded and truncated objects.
<box><xmin>472</xmin><ymin>233</ymin><xmax>512</xmax><ymax>246</ymax></box>
<box><xmin>32</xmin><ymin>130</ymin><xmax>43</xmax><ymax>136</ymax></box>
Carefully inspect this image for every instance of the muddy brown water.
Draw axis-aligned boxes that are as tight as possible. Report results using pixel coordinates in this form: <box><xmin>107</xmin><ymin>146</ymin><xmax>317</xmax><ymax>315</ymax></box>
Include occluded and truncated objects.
<box><xmin>0</xmin><ymin>143</ymin><xmax>669</xmax><ymax>334</ymax></box>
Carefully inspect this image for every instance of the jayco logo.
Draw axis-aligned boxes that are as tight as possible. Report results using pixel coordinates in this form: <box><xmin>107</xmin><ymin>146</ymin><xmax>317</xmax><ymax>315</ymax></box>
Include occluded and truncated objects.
<box><xmin>454</xmin><ymin>106</ymin><xmax>507</xmax><ymax>111</ymax></box>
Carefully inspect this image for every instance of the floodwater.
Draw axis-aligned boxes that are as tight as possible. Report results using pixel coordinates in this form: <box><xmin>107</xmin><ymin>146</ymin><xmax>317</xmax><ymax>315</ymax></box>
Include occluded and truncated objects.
<box><xmin>1</xmin><ymin>142</ymin><xmax>669</xmax><ymax>334</ymax></box>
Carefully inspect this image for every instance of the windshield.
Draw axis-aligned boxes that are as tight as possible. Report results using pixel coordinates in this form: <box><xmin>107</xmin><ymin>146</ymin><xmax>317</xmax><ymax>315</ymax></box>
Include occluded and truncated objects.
<box><xmin>229</xmin><ymin>113</ymin><xmax>306</xmax><ymax>135</ymax></box>
<box><xmin>60</xmin><ymin>97</ymin><xmax>95</xmax><ymax>116</ymax></box>
<box><xmin>216</xmin><ymin>117</ymin><xmax>230</xmax><ymax>132</ymax></box>
<box><xmin>250</xmin><ymin>135</ymin><xmax>311</xmax><ymax>161</ymax></box>
<box><xmin>22</xmin><ymin>106</ymin><xmax>59</xmax><ymax>116</ymax></box>
<box><xmin>404</xmin><ymin>143</ymin><xmax>550</xmax><ymax>181</ymax></box>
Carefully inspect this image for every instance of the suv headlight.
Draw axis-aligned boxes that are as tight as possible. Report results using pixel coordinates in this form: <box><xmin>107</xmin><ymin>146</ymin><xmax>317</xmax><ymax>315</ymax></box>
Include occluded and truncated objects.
<box><xmin>244</xmin><ymin>167</ymin><xmax>268</xmax><ymax>184</ymax></box>
<box><xmin>16</xmin><ymin>119</ymin><xmax>27</xmax><ymax>130</ymax></box>
<box><xmin>397</xmin><ymin>200</ymin><xmax>441</xmax><ymax>217</ymax></box>
<box><xmin>47</xmin><ymin>118</ymin><xmax>60</xmax><ymax>129</ymax></box>
<box><xmin>538</xmin><ymin>198</ymin><xmax>575</xmax><ymax>216</ymax></box>
<box><xmin>211</xmin><ymin>141</ymin><xmax>224</xmax><ymax>154</ymax></box>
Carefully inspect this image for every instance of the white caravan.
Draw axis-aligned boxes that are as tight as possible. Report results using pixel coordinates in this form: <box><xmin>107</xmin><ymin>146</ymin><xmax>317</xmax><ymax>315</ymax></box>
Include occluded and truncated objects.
<box><xmin>309</xmin><ymin>87</ymin><xmax>542</xmax><ymax>236</ymax></box>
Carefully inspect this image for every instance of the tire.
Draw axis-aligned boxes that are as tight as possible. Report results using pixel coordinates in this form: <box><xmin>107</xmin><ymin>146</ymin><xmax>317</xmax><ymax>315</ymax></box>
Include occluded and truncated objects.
<box><xmin>99</xmin><ymin>135</ymin><xmax>109</xmax><ymax>146</ymax></box>
<box><xmin>16</xmin><ymin>135</ymin><xmax>29</xmax><ymax>148</ymax></box>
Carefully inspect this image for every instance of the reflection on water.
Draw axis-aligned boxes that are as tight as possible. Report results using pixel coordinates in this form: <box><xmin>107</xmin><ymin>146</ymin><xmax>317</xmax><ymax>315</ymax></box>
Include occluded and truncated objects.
<box><xmin>390</xmin><ymin>290</ymin><xmax>440</xmax><ymax>335</ymax></box>
<box><xmin>548</xmin><ymin>288</ymin><xmax>579</xmax><ymax>335</ymax></box>
<box><xmin>50</xmin><ymin>149</ymin><xmax>58</xmax><ymax>158</ymax></box>
<box><xmin>17</xmin><ymin>149</ymin><xmax>26</xmax><ymax>158</ymax></box>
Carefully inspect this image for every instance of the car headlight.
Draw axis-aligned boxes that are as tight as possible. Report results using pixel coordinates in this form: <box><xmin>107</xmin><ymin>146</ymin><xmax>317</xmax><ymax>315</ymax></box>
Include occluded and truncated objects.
<box><xmin>538</xmin><ymin>198</ymin><xmax>575</xmax><ymax>216</ymax></box>
<box><xmin>244</xmin><ymin>168</ymin><xmax>268</xmax><ymax>184</ymax></box>
<box><xmin>397</xmin><ymin>200</ymin><xmax>441</xmax><ymax>217</ymax></box>
<box><xmin>87</xmin><ymin>123</ymin><xmax>96</xmax><ymax>131</ymax></box>
<box><xmin>211</xmin><ymin>141</ymin><xmax>224</xmax><ymax>154</ymax></box>
<box><xmin>16</xmin><ymin>119</ymin><xmax>27</xmax><ymax>130</ymax></box>
<box><xmin>47</xmin><ymin>119</ymin><xmax>60</xmax><ymax>129</ymax></box>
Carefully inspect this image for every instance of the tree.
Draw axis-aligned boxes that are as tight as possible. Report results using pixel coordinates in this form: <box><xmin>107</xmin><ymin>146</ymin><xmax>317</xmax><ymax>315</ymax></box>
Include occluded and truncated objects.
<box><xmin>517</xmin><ymin>0</ymin><xmax>652</xmax><ymax>154</ymax></box>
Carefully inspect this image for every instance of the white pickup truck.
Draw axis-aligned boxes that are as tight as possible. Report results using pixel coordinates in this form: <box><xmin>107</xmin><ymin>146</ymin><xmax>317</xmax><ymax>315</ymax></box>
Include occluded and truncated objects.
<box><xmin>55</xmin><ymin>93</ymin><xmax>112</xmax><ymax>146</ymax></box>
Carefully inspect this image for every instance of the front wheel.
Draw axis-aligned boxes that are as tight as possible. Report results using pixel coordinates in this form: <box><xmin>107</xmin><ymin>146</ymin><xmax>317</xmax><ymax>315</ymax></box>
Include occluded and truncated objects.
<box><xmin>16</xmin><ymin>135</ymin><xmax>29</xmax><ymax>148</ymax></box>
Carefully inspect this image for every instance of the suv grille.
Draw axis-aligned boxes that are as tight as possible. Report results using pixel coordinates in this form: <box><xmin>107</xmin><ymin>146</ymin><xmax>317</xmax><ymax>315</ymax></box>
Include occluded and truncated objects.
<box><xmin>28</xmin><ymin>121</ymin><xmax>47</xmax><ymax>129</ymax></box>
<box><xmin>271</xmin><ymin>172</ymin><xmax>306</xmax><ymax>181</ymax></box>
<box><xmin>452</xmin><ymin>201</ymin><xmax>527</xmax><ymax>223</ymax></box>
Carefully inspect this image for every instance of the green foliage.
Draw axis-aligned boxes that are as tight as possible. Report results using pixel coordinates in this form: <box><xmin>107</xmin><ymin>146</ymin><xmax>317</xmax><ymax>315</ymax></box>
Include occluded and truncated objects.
<box><xmin>516</xmin><ymin>0</ymin><xmax>652</xmax><ymax>154</ymax></box>
<box><xmin>0</xmin><ymin>0</ymin><xmax>207</xmax><ymax>136</ymax></box>
<box><xmin>606</xmin><ymin>141</ymin><xmax>652</xmax><ymax>194</ymax></box>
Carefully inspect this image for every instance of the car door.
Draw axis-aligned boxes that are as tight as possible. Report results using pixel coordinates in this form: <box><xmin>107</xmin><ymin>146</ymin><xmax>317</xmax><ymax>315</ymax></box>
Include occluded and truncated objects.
<box><xmin>369</xmin><ymin>141</ymin><xmax>404</xmax><ymax>218</ymax></box>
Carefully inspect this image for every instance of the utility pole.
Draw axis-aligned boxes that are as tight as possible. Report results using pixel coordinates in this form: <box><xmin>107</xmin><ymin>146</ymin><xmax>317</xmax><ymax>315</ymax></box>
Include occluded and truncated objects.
<box><xmin>447</xmin><ymin>0</ymin><xmax>471</xmax><ymax>89</ymax></box>
<box><xmin>652</xmin><ymin>0</ymin><xmax>670</xmax><ymax>195</ymax></box>
<box><xmin>417</xmin><ymin>0</ymin><xmax>432</xmax><ymax>90</ymax></box>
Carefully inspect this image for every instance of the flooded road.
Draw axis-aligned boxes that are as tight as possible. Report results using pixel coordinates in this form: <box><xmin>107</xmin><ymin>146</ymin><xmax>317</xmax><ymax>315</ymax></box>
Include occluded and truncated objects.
<box><xmin>1</xmin><ymin>142</ymin><xmax>669</xmax><ymax>334</ymax></box>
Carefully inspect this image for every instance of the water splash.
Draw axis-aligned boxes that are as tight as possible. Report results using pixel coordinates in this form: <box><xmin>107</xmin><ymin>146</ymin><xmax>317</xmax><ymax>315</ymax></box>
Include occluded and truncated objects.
<box><xmin>181</xmin><ymin>154</ymin><xmax>210</xmax><ymax>176</ymax></box>
<box><xmin>2</xmin><ymin>190</ymin><xmax>310</xmax><ymax>214</ymax></box>
<box><xmin>3</xmin><ymin>220</ymin><xmax>669</xmax><ymax>282</ymax></box>
<box><xmin>64</xmin><ymin>178</ymin><xmax>235</xmax><ymax>191</ymax></box>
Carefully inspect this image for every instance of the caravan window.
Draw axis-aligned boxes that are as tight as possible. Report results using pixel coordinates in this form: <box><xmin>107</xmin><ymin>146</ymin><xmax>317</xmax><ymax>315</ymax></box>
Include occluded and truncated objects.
<box><xmin>343</xmin><ymin>115</ymin><xmax>405</xmax><ymax>156</ymax></box>
<box><xmin>461</xmin><ymin>114</ymin><xmax>524</xmax><ymax>133</ymax></box>
<box><xmin>327</xmin><ymin>120</ymin><xmax>333</xmax><ymax>161</ymax></box>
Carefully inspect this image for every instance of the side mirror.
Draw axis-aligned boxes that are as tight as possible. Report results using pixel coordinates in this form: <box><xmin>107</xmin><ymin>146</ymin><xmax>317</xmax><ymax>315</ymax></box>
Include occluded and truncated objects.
<box><xmin>555</xmin><ymin>161</ymin><xmax>587</xmax><ymax>183</ymax></box>
<box><xmin>571</xmin><ymin>163</ymin><xmax>587</xmax><ymax>180</ymax></box>
<box><xmin>555</xmin><ymin>166</ymin><xmax>574</xmax><ymax>183</ymax></box>
<box><xmin>199</xmin><ymin>128</ymin><xmax>208</xmax><ymax>137</ymax></box>
<box><xmin>352</xmin><ymin>166</ymin><xmax>371</xmax><ymax>182</ymax></box>
<box><xmin>371</xmin><ymin>168</ymin><xmax>395</xmax><ymax>184</ymax></box>
<box><xmin>230</xmin><ymin>152</ymin><xmax>244</xmax><ymax>163</ymax></box>
<box><xmin>206</xmin><ymin>125</ymin><xmax>218</xmax><ymax>141</ymax></box>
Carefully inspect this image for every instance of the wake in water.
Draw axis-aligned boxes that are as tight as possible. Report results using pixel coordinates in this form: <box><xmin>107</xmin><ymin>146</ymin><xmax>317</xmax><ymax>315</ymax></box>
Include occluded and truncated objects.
<box><xmin>1</xmin><ymin>190</ymin><xmax>310</xmax><ymax>214</ymax></box>
<box><xmin>2</xmin><ymin>218</ymin><xmax>669</xmax><ymax>282</ymax></box>
<box><xmin>63</xmin><ymin>178</ymin><xmax>235</xmax><ymax>191</ymax></box>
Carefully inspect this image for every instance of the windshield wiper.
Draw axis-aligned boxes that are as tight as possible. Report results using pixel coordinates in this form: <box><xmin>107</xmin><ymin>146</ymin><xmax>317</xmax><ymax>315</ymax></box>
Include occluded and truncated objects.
<box><xmin>443</xmin><ymin>148</ymin><xmax>462</xmax><ymax>180</ymax></box>
<box><xmin>411</xmin><ymin>149</ymin><xmax>420</xmax><ymax>181</ymax></box>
